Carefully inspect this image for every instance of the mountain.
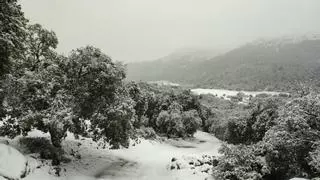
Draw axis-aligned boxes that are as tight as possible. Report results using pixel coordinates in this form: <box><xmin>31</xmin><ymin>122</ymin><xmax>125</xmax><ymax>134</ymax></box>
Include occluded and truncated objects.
<box><xmin>126</xmin><ymin>36</ymin><xmax>320</xmax><ymax>91</ymax></box>
<box><xmin>126</xmin><ymin>48</ymin><xmax>223</xmax><ymax>83</ymax></box>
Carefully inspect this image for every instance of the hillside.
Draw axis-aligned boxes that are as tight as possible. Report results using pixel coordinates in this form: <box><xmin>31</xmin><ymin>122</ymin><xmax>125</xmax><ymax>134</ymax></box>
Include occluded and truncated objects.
<box><xmin>126</xmin><ymin>37</ymin><xmax>320</xmax><ymax>91</ymax></box>
<box><xmin>126</xmin><ymin>48</ymin><xmax>222</xmax><ymax>84</ymax></box>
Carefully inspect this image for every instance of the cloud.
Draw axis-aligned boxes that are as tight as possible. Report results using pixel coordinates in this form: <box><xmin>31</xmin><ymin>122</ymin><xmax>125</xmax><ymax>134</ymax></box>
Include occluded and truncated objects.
<box><xmin>21</xmin><ymin>0</ymin><xmax>320</xmax><ymax>62</ymax></box>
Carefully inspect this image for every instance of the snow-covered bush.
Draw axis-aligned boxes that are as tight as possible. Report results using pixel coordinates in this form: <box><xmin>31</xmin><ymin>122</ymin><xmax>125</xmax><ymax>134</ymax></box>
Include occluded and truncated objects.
<box><xmin>182</xmin><ymin>110</ymin><xmax>202</xmax><ymax>136</ymax></box>
<box><xmin>263</xmin><ymin>94</ymin><xmax>320</xmax><ymax>179</ymax></box>
<box><xmin>213</xmin><ymin>144</ymin><xmax>269</xmax><ymax>180</ymax></box>
<box><xmin>134</xmin><ymin>127</ymin><xmax>157</xmax><ymax>139</ymax></box>
<box><xmin>155</xmin><ymin>102</ymin><xmax>184</xmax><ymax>138</ymax></box>
<box><xmin>309</xmin><ymin>142</ymin><xmax>320</xmax><ymax>176</ymax></box>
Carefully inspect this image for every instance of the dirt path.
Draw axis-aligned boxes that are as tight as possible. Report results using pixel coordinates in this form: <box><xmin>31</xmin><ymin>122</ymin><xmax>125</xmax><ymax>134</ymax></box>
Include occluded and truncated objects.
<box><xmin>96</xmin><ymin>131</ymin><xmax>221</xmax><ymax>180</ymax></box>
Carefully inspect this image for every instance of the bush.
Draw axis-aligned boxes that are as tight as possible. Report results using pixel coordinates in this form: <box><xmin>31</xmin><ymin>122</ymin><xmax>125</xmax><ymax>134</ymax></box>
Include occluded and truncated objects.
<box><xmin>309</xmin><ymin>142</ymin><xmax>320</xmax><ymax>176</ymax></box>
<box><xmin>19</xmin><ymin>137</ymin><xmax>53</xmax><ymax>154</ymax></box>
<box><xmin>182</xmin><ymin>110</ymin><xmax>201</xmax><ymax>136</ymax></box>
<box><xmin>213</xmin><ymin>144</ymin><xmax>270</xmax><ymax>180</ymax></box>
<box><xmin>155</xmin><ymin>110</ymin><xmax>184</xmax><ymax>138</ymax></box>
<box><xmin>134</xmin><ymin>127</ymin><xmax>157</xmax><ymax>139</ymax></box>
<box><xmin>262</xmin><ymin>94</ymin><xmax>320</xmax><ymax>179</ymax></box>
<box><xmin>19</xmin><ymin>137</ymin><xmax>65</xmax><ymax>165</ymax></box>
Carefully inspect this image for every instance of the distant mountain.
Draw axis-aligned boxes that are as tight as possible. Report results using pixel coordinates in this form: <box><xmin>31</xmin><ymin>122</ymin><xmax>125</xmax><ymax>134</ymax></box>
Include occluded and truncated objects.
<box><xmin>126</xmin><ymin>36</ymin><xmax>320</xmax><ymax>91</ymax></box>
<box><xmin>126</xmin><ymin>48</ymin><xmax>223</xmax><ymax>83</ymax></box>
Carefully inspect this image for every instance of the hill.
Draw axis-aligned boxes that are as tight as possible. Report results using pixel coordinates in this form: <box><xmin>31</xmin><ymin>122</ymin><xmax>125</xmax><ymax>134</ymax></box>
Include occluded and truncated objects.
<box><xmin>126</xmin><ymin>36</ymin><xmax>320</xmax><ymax>91</ymax></box>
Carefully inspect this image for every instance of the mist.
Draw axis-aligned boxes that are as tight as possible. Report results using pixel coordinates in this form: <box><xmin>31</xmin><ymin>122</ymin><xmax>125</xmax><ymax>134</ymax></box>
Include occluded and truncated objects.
<box><xmin>21</xmin><ymin>0</ymin><xmax>320</xmax><ymax>62</ymax></box>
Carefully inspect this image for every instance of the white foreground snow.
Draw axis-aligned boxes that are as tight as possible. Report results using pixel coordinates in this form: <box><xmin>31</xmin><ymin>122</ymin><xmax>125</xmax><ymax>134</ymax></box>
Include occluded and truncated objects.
<box><xmin>3</xmin><ymin>130</ymin><xmax>220</xmax><ymax>180</ymax></box>
<box><xmin>104</xmin><ymin>131</ymin><xmax>221</xmax><ymax>180</ymax></box>
<box><xmin>0</xmin><ymin>143</ymin><xmax>27</xmax><ymax>179</ymax></box>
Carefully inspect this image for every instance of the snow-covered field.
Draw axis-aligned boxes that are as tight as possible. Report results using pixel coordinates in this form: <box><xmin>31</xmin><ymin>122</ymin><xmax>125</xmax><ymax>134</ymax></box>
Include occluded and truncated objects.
<box><xmin>191</xmin><ymin>88</ymin><xmax>284</xmax><ymax>98</ymax></box>
<box><xmin>0</xmin><ymin>131</ymin><xmax>221</xmax><ymax>180</ymax></box>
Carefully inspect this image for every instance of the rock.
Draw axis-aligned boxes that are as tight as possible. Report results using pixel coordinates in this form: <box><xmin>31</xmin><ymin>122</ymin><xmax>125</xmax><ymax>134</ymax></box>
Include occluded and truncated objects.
<box><xmin>168</xmin><ymin>155</ymin><xmax>217</xmax><ymax>175</ymax></box>
<box><xmin>0</xmin><ymin>144</ymin><xmax>27</xmax><ymax>179</ymax></box>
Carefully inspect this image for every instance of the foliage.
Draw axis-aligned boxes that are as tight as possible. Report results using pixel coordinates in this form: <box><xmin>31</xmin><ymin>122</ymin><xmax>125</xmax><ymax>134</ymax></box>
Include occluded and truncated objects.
<box><xmin>64</xmin><ymin>46</ymin><xmax>126</xmax><ymax>119</ymax></box>
<box><xmin>91</xmin><ymin>93</ymin><xmax>135</xmax><ymax>149</ymax></box>
<box><xmin>263</xmin><ymin>94</ymin><xmax>320</xmax><ymax>179</ymax></box>
<box><xmin>309</xmin><ymin>142</ymin><xmax>320</xmax><ymax>175</ymax></box>
<box><xmin>20</xmin><ymin>23</ymin><xmax>58</xmax><ymax>72</ymax></box>
<box><xmin>210</xmin><ymin>92</ymin><xmax>320</xmax><ymax>179</ymax></box>
<box><xmin>222</xmin><ymin>97</ymin><xmax>283</xmax><ymax>144</ymax></box>
<box><xmin>213</xmin><ymin>144</ymin><xmax>270</xmax><ymax>180</ymax></box>
<box><xmin>0</xmin><ymin>0</ymin><xmax>28</xmax><ymax>76</ymax></box>
<box><xmin>126</xmin><ymin>81</ymin><xmax>148</xmax><ymax>128</ymax></box>
<box><xmin>182</xmin><ymin>110</ymin><xmax>201</xmax><ymax>135</ymax></box>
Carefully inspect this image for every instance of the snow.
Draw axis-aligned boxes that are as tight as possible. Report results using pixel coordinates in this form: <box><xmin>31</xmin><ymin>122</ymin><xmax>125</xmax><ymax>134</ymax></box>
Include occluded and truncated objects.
<box><xmin>2</xmin><ymin>130</ymin><xmax>220</xmax><ymax>180</ymax></box>
<box><xmin>0</xmin><ymin>130</ymin><xmax>310</xmax><ymax>180</ymax></box>
<box><xmin>149</xmin><ymin>81</ymin><xmax>180</xmax><ymax>87</ymax></box>
<box><xmin>191</xmin><ymin>88</ymin><xmax>286</xmax><ymax>102</ymax></box>
<box><xmin>101</xmin><ymin>131</ymin><xmax>221</xmax><ymax>180</ymax></box>
<box><xmin>0</xmin><ymin>143</ymin><xmax>27</xmax><ymax>179</ymax></box>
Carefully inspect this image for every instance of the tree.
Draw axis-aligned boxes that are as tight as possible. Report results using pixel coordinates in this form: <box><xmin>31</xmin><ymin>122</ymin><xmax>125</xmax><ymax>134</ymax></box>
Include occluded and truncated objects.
<box><xmin>62</xmin><ymin>46</ymin><xmax>135</xmax><ymax>148</ymax></box>
<box><xmin>90</xmin><ymin>93</ymin><xmax>135</xmax><ymax>149</ymax></box>
<box><xmin>21</xmin><ymin>23</ymin><xmax>58</xmax><ymax>72</ymax></box>
<box><xmin>213</xmin><ymin>144</ymin><xmax>270</xmax><ymax>180</ymax></box>
<box><xmin>182</xmin><ymin>110</ymin><xmax>201</xmax><ymax>136</ymax></box>
<box><xmin>64</xmin><ymin>46</ymin><xmax>126</xmax><ymax>119</ymax></box>
<box><xmin>0</xmin><ymin>0</ymin><xmax>28</xmax><ymax>76</ymax></box>
<box><xmin>263</xmin><ymin>94</ymin><xmax>320</xmax><ymax>179</ymax></box>
<box><xmin>1</xmin><ymin>61</ymin><xmax>73</xmax><ymax>148</ymax></box>
<box><xmin>126</xmin><ymin>82</ymin><xmax>148</xmax><ymax>128</ymax></box>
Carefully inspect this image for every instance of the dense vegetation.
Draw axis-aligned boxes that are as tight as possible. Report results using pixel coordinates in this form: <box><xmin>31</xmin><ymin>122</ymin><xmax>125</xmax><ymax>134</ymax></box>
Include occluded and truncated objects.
<box><xmin>0</xmin><ymin>0</ymin><xmax>202</xmax><ymax>165</ymax></box>
<box><xmin>198</xmin><ymin>92</ymin><xmax>320</xmax><ymax>179</ymax></box>
<box><xmin>127</xmin><ymin>38</ymin><xmax>320</xmax><ymax>91</ymax></box>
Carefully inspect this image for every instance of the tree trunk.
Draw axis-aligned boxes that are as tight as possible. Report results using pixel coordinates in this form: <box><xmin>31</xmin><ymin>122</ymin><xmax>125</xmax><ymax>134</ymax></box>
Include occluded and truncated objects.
<box><xmin>48</xmin><ymin>121</ymin><xmax>68</xmax><ymax>166</ymax></box>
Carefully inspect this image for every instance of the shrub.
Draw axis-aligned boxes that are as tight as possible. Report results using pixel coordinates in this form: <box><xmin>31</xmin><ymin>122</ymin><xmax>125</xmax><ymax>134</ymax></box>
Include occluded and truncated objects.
<box><xmin>134</xmin><ymin>127</ymin><xmax>157</xmax><ymax>139</ymax></box>
<box><xmin>213</xmin><ymin>144</ymin><xmax>270</xmax><ymax>180</ymax></box>
<box><xmin>182</xmin><ymin>110</ymin><xmax>201</xmax><ymax>136</ymax></box>
<box><xmin>19</xmin><ymin>137</ymin><xmax>53</xmax><ymax>154</ymax></box>
<box><xmin>309</xmin><ymin>142</ymin><xmax>320</xmax><ymax>176</ymax></box>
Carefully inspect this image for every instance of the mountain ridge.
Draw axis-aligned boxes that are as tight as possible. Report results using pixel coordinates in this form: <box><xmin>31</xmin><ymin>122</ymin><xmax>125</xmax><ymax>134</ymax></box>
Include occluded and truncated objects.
<box><xmin>127</xmin><ymin>36</ymin><xmax>320</xmax><ymax>91</ymax></box>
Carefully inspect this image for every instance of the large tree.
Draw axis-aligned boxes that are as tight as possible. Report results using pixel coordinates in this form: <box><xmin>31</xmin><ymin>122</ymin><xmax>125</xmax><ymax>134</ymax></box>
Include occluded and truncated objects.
<box><xmin>22</xmin><ymin>23</ymin><xmax>58</xmax><ymax>72</ymax></box>
<box><xmin>0</xmin><ymin>0</ymin><xmax>28</xmax><ymax>76</ymax></box>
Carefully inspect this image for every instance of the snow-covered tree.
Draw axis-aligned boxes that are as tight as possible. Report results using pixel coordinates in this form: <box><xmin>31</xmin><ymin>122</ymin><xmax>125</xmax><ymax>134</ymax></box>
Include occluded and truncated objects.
<box><xmin>64</xmin><ymin>46</ymin><xmax>126</xmax><ymax>119</ymax></box>
<box><xmin>0</xmin><ymin>0</ymin><xmax>28</xmax><ymax>76</ymax></box>
<box><xmin>20</xmin><ymin>23</ymin><xmax>58</xmax><ymax>72</ymax></box>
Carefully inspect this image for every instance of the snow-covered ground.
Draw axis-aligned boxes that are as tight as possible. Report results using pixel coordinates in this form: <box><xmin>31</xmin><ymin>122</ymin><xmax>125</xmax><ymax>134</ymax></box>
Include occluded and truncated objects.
<box><xmin>0</xmin><ymin>143</ymin><xmax>27</xmax><ymax>179</ymax></box>
<box><xmin>1</xmin><ymin>131</ymin><xmax>221</xmax><ymax>180</ymax></box>
<box><xmin>191</xmin><ymin>88</ymin><xmax>284</xmax><ymax>98</ymax></box>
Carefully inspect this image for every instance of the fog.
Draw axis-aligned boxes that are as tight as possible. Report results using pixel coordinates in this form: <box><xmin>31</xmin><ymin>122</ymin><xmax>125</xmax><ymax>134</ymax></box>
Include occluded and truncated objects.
<box><xmin>21</xmin><ymin>0</ymin><xmax>320</xmax><ymax>62</ymax></box>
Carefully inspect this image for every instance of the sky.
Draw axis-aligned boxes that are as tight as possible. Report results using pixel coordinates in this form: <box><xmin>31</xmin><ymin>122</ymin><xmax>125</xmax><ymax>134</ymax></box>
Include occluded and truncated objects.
<box><xmin>20</xmin><ymin>0</ymin><xmax>320</xmax><ymax>62</ymax></box>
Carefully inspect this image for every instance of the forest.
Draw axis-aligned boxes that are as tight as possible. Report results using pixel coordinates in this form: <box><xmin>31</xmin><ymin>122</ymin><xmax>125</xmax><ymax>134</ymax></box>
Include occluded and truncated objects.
<box><xmin>1</xmin><ymin>1</ymin><xmax>320</xmax><ymax>180</ymax></box>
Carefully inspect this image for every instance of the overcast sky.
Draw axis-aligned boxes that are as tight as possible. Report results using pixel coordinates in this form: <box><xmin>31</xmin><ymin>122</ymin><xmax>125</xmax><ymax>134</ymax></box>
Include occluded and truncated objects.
<box><xmin>21</xmin><ymin>0</ymin><xmax>320</xmax><ymax>62</ymax></box>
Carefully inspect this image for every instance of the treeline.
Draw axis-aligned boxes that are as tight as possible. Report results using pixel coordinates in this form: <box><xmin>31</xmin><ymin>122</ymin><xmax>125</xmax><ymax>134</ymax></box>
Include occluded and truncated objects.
<box><xmin>0</xmin><ymin>0</ymin><xmax>203</xmax><ymax>165</ymax></box>
<box><xmin>199</xmin><ymin>92</ymin><xmax>320</xmax><ymax>179</ymax></box>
